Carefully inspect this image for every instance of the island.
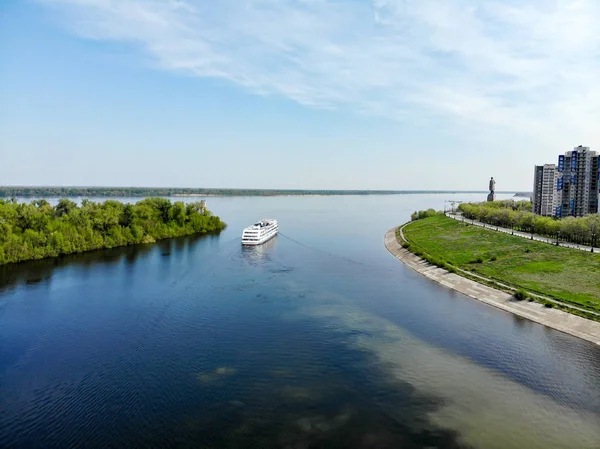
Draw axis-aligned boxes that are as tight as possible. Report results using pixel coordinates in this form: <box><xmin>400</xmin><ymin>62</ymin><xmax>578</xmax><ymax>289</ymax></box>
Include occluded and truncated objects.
<box><xmin>385</xmin><ymin>202</ymin><xmax>600</xmax><ymax>345</ymax></box>
<box><xmin>0</xmin><ymin>198</ymin><xmax>226</xmax><ymax>265</ymax></box>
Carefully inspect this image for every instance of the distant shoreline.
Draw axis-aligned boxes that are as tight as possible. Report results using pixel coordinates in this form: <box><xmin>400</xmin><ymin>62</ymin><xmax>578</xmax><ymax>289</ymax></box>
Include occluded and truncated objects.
<box><xmin>1</xmin><ymin>187</ymin><xmax>522</xmax><ymax>198</ymax></box>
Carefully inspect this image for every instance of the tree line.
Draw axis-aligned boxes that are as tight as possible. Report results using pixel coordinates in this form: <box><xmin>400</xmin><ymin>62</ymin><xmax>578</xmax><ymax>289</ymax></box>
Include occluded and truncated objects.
<box><xmin>0</xmin><ymin>198</ymin><xmax>226</xmax><ymax>265</ymax></box>
<box><xmin>458</xmin><ymin>200</ymin><xmax>600</xmax><ymax>246</ymax></box>
<box><xmin>0</xmin><ymin>187</ymin><xmax>513</xmax><ymax>198</ymax></box>
<box><xmin>1</xmin><ymin>187</ymin><xmax>411</xmax><ymax>198</ymax></box>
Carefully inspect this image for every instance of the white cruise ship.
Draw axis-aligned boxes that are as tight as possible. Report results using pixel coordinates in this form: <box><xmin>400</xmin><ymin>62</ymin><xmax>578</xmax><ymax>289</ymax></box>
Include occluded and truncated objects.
<box><xmin>241</xmin><ymin>219</ymin><xmax>278</xmax><ymax>246</ymax></box>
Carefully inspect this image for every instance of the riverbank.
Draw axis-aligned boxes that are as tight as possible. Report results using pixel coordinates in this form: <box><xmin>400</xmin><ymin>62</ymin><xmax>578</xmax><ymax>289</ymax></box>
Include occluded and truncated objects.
<box><xmin>403</xmin><ymin>215</ymin><xmax>600</xmax><ymax>313</ymax></box>
<box><xmin>0</xmin><ymin>198</ymin><xmax>226</xmax><ymax>265</ymax></box>
<box><xmin>384</xmin><ymin>227</ymin><xmax>600</xmax><ymax>346</ymax></box>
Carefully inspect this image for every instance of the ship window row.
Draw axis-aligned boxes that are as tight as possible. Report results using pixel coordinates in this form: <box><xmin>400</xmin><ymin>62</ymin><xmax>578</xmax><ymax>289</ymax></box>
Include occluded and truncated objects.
<box><xmin>245</xmin><ymin>229</ymin><xmax>275</xmax><ymax>235</ymax></box>
<box><xmin>244</xmin><ymin>231</ymin><xmax>275</xmax><ymax>239</ymax></box>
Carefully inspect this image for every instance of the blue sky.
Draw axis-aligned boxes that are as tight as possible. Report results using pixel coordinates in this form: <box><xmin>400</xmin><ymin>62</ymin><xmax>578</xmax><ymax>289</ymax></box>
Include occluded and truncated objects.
<box><xmin>1</xmin><ymin>0</ymin><xmax>598</xmax><ymax>190</ymax></box>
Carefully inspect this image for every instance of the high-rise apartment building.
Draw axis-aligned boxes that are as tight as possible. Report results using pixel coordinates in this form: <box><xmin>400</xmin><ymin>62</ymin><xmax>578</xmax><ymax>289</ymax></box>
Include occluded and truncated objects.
<box><xmin>556</xmin><ymin>145</ymin><xmax>599</xmax><ymax>217</ymax></box>
<box><xmin>532</xmin><ymin>164</ymin><xmax>559</xmax><ymax>216</ymax></box>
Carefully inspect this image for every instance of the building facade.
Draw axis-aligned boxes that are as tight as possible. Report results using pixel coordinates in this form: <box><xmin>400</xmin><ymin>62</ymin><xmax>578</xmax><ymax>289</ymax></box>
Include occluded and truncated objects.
<box><xmin>556</xmin><ymin>146</ymin><xmax>599</xmax><ymax>217</ymax></box>
<box><xmin>532</xmin><ymin>164</ymin><xmax>559</xmax><ymax>216</ymax></box>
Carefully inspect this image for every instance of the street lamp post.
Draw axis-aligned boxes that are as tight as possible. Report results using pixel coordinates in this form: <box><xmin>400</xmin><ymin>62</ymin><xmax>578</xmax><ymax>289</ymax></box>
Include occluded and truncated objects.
<box><xmin>531</xmin><ymin>223</ymin><xmax>535</xmax><ymax>240</ymax></box>
<box><xmin>556</xmin><ymin>231</ymin><xmax>560</xmax><ymax>246</ymax></box>
<box><xmin>592</xmin><ymin>233</ymin><xmax>596</xmax><ymax>253</ymax></box>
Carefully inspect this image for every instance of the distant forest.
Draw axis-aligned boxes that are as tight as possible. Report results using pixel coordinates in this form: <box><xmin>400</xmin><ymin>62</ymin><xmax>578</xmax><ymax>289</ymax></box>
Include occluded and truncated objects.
<box><xmin>0</xmin><ymin>198</ymin><xmax>226</xmax><ymax>265</ymax></box>
<box><xmin>0</xmin><ymin>187</ymin><xmax>504</xmax><ymax>198</ymax></box>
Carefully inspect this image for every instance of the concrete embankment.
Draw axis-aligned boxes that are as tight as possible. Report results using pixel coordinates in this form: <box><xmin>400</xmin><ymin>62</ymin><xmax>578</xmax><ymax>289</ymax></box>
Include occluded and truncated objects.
<box><xmin>384</xmin><ymin>227</ymin><xmax>600</xmax><ymax>346</ymax></box>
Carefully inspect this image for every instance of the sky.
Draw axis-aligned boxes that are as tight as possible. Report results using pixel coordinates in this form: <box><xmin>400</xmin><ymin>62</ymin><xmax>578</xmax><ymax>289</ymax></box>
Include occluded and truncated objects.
<box><xmin>1</xmin><ymin>0</ymin><xmax>599</xmax><ymax>190</ymax></box>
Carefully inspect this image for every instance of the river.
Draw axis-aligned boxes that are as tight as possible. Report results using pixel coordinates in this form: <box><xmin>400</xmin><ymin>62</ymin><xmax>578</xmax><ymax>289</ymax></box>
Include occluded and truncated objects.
<box><xmin>1</xmin><ymin>194</ymin><xmax>599</xmax><ymax>448</ymax></box>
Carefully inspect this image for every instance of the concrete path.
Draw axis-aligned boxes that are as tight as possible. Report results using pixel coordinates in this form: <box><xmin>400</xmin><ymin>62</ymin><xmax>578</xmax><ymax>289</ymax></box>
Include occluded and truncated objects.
<box><xmin>385</xmin><ymin>227</ymin><xmax>600</xmax><ymax>346</ymax></box>
<box><xmin>445</xmin><ymin>212</ymin><xmax>595</xmax><ymax>252</ymax></box>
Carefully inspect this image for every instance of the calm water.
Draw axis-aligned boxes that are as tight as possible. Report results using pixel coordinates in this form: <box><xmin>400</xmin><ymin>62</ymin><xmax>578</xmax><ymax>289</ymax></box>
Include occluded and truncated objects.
<box><xmin>1</xmin><ymin>194</ymin><xmax>600</xmax><ymax>449</ymax></box>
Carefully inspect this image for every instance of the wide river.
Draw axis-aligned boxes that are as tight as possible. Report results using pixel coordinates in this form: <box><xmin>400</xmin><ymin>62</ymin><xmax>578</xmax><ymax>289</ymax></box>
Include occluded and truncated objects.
<box><xmin>1</xmin><ymin>194</ymin><xmax>600</xmax><ymax>448</ymax></box>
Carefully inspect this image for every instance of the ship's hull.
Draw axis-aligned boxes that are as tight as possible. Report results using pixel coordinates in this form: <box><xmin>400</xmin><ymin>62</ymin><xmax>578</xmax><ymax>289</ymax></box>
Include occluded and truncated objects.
<box><xmin>241</xmin><ymin>230</ymin><xmax>278</xmax><ymax>246</ymax></box>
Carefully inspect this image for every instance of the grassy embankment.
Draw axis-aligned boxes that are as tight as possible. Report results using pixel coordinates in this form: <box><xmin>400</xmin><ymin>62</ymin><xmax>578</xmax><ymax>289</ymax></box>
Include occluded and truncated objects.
<box><xmin>399</xmin><ymin>214</ymin><xmax>600</xmax><ymax>318</ymax></box>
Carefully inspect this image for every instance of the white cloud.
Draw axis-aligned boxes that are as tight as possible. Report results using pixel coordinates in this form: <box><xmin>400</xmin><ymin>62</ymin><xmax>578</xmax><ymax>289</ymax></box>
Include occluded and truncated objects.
<box><xmin>40</xmin><ymin>0</ymin><xmax>600</xmax><ymax>149</ymax></box>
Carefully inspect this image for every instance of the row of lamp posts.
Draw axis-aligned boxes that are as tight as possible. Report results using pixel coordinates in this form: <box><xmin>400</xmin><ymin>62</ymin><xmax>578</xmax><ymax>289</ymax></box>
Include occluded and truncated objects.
<box><xmin>554</xmin><ymin>230</ymin><xmax>597</xmax><ymax>252</ymax></box>
<box><xmin>443</xmin><ymin>201</ymin><xmax>597</xmax><ymax>253</ymax></box>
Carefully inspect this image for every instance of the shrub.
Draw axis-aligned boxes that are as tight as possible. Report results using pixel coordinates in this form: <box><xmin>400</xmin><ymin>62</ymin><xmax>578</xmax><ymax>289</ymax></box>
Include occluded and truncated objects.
<box><xmin>490</xmin><ymin>256</ymin><xmax>497</xmax><ymax>261</ymax></box>
<box><xmin>476</xmin><ymin>257</ymin><xmax>484</xmax><ymax>263</ymax></box>
<box><xmin>428</xmin><ymin>257</ymin><xmax>441</xmax><ymax>266</ymax></box>
<box><xmin>544</xmin><ymin>302</ymin><xmax>554</xmax><ymax>308</ymax></box>
<box><xmin>514</xmin><ymin>289</ymin><xmax>529</xmax><ymax>301</ymax></box>
<box><xmin>411</xmin><ymin>209</ymin><xmax>443</xmax><ymax>221</ymax></box>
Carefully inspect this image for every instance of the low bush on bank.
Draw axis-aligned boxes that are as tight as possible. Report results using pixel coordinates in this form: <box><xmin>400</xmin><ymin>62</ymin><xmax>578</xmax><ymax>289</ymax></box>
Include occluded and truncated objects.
<box><xmin>514</xmin><ymin>289</ymin><xmax>529</xmax><ymax>301</ymax></box>
<box><xmin>410</xmin><ymin>209</ymin><xmax>443</xmax><ymax>222</ymax></box>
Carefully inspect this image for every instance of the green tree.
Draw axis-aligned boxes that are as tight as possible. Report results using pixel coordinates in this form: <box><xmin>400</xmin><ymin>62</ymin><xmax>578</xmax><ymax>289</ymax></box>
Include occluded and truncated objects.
<box><xmin>170</xmin><ymin>202</ymin><xmax>186</xmax><ymax>226</ymax></box>
<box><xmin>120</xmin><ymin>204</ymin><xmax>135</xmax><ymax>228</ymax></box>
<box><xmin>55</xmin><ymin>199</ymin><xmax>77</xmax><ymax>217</ymax></box>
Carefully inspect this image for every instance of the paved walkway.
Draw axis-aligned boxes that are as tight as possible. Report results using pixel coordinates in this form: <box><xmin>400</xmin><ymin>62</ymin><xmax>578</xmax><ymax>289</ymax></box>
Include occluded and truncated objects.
<box><xmin>385</xmin><ymin>227</ymin><xmax>600</xmax><ymax>346</ymax></box>
<box><xmin>445</xmin><ymin>213</ymin><xmax>595</xmax><ymax>252</ymax></box>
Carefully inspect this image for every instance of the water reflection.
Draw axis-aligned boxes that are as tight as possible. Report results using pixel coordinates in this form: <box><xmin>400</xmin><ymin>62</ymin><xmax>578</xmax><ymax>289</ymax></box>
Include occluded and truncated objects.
<box><xmin>241</xmin><ymin>237</ymin><xmax>279</xmax><ymax>267</ymax></box>
<box><xmin>0</xmin><ymin>235</ymin><xmax>221</xmax><ymax>294</ymax></box>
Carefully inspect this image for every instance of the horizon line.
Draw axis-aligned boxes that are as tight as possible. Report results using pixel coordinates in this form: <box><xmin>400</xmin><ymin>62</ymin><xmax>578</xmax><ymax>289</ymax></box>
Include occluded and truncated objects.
<box><xmin>0</xmin><ymin>186</ymin><xmax>529</xmax><ymax>194</ymax></box>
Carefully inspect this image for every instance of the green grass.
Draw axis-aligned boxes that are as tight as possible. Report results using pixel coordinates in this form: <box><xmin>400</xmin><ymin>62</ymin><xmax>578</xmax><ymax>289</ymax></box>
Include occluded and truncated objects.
<box><xmin>401</xmin><ymin>215</ymin><xmax>600</xmax><ymax>313</ymax></box>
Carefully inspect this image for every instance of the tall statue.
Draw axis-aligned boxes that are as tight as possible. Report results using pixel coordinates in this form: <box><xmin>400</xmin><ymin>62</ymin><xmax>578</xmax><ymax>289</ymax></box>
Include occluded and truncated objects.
<box><xmin>487</xmin><ymin>177</ymin><xmax>496</xmax><ymax>202</ymax></box>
